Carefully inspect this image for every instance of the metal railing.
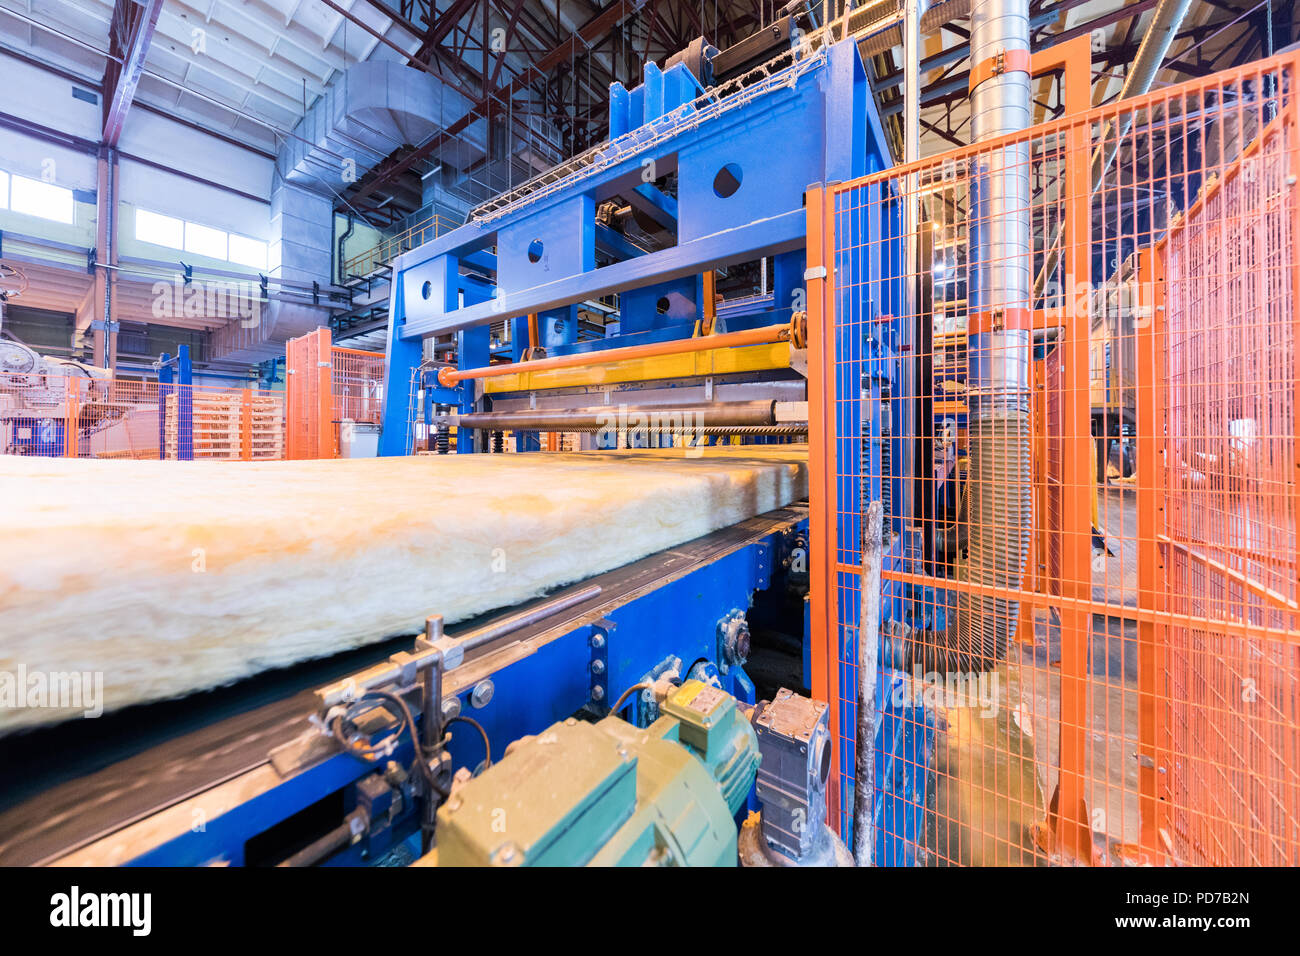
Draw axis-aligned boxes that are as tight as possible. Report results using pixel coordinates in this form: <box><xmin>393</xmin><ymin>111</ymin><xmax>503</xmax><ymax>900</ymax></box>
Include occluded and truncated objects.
<box><xmin>341</xmin><ymin>214</ymin><xmax>456</xmax><ymax>278</ymax></box>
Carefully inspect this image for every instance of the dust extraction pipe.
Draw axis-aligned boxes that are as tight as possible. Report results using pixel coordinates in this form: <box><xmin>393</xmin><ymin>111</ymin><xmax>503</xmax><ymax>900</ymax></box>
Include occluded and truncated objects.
<box><xmin>936</xmin><ymin>0</ymin><xmax>1033</xmax><ymax>672</ymax></box>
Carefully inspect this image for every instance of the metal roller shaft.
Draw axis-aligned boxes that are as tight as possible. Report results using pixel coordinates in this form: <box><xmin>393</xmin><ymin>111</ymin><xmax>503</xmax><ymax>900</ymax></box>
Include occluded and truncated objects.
<box><xmin>445</xmin><ymin>400</ymin><xmax>777</xmax><ymax>432</ymax></box>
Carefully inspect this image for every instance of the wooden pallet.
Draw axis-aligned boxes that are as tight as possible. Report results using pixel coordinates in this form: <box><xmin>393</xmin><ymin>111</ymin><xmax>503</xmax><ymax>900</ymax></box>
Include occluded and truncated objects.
<box><xmin>165</xmin><ymin>393</ymin><xmax>284</xmax><ymax>460</ymax></box>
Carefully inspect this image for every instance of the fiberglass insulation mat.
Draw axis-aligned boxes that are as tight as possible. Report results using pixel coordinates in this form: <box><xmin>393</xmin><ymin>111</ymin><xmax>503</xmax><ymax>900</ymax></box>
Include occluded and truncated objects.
<box><xmin>0</xmin><ymin>448</ymin><xmax>806</xmax><ymax>732</ymax></box>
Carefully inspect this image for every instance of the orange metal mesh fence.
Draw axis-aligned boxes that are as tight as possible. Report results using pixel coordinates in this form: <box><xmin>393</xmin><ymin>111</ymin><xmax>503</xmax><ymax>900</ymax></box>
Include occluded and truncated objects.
<box><xmin>286</xmin><ymin>330</ymin><xmax>384</xmax><ymax>458</ymax></box>
<box><xmin>286</xmin><ymin>329</ymin><xmax>332</xmax><ymax>459</ymax></box>
<box><xmin>808</xmin><ymin>54</ymin><xmax>1300</xmax><ymax>865</ymax></box>
<box><xmin>0</xmin><ymin>373</ymin><xmax>284</xmax><ymax>460</ymax></box>
<box><xmin>331</xmin><ymin>347</ymin><xmax>385</xmax><ymax>426</ymax></box>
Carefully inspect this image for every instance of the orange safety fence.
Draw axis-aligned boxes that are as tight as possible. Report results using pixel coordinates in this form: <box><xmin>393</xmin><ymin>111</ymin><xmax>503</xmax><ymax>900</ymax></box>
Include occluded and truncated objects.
<box><xmin>331</xmin><ymin>347</ymin><xmax>385</xmax><ymax>426</ymax></box>
<box><xmin>286</xmin><ymin>329</ymin><xmax>385</xmax><ymax>459</ymax></box>
<box><xmin>0</xmin><ymin>372</ymin><xmax>284</xmax><ymax>460</ymax></box>
<box><xmin>808</xmin><ymin>53</ymin><xmax>1300</xmax><ymax>865</ymax></box>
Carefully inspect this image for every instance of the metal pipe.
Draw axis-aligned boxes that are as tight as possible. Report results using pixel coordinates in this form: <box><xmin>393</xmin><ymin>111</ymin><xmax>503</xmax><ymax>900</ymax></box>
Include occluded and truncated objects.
<box><xmin>315</xmin><ymin>584</ymin><xmax>603</xmax><ymax>710</ymax></box>
<box><xmin>276</xmin><ymin>809</ymin><xmax>368</xmax><ymax>867</ymax></box>
<box><xmin>936</xmin><ymin>0</ymin><xmax>1033</xmax><ymax>671</ymax></box>
<box><xmin>447</xmin><ymin>400</ymin><xmax>777</xmax><ymax>432</ymax></box>
<box><xmin>452</xmin><ymin>584</ymin><xmax>604</xmax><ymax>653</ymax></box>
<box><xmin>437</xmin><ymin>322</ymin><xmax>791</xmax><ymax>386</ymax></box>
<box><xmin>899</xmin><ymin>0</ymin><xmax>925</xmax><ymax>529</ymax></box>
<box><xmin>447</xmin><ymin>423</ymin><xmax>808</xmax><ymax>437</ymax></box>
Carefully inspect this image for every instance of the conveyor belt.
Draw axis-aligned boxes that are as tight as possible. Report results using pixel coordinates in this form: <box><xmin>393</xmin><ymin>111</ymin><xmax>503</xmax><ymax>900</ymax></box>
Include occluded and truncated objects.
<box><xmin>0</xmin><ymin>505</ymin><xmax>805</xmax><ymax>866</ymax></box>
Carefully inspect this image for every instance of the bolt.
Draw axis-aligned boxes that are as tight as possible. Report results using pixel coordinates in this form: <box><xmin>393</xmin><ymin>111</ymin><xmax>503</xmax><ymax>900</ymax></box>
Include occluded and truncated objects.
<box><xmin>590</xmin><ymin>632</ymin><xmax>606</xmax><ymax>650</ymax></box>
<box><xmin>441</xmin><ymin>697</ymin><xmax>462</xmax><ymax>721</ymax></box>
<box><xmin>591</xmin><ymin>685</ymin><xmax>605</xmax><ymax>701</ymax></box>
<box><xmin>590</xmin><ymin>659</ymin><xmax>605</xmax><ymax>675</ymax></box>
<box><xmin>470</xmin><ymin>679</ymin><xmax>494</xmax><ymax>709</ymax></box>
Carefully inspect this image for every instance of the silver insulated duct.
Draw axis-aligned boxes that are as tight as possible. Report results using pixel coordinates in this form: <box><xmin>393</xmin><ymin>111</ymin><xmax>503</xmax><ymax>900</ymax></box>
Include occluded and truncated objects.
<box><xmin>938</xmin><ymin>0</ymin><xmax>1033</xmax><ymax>671</ymax></box>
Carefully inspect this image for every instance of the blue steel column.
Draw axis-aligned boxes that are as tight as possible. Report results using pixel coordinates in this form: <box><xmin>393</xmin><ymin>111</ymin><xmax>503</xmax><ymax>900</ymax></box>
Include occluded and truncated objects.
<box><xmin>379</xmin><ymin>261</ymin><xmax>421</xmax><ymax>457</ymax></box>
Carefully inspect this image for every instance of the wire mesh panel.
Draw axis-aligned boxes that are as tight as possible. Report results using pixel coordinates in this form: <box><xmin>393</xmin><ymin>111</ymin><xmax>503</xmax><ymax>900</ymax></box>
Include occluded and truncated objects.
<box><xmin>0</xmin><ymin>373</ymin><xmax>284</xmax><ymax>460</ymax></box>
<box><xmin>286</xmin><ymin>329</ymin><xmax>333</xmax><ymax>459</ymax></box>
<box><xmin>1160</xmin><ymin>115</ymin><xmax>1300</xmax><ymax>865</ymax></box>
<box><xmin>330</xmin><ymin>347</ymin><xmax>385</xmax><ymax>426</ymax></box>
<box><xmin>809</xmin><ymin>54</ymin><xmax>1300</xmax><ymax>865</ymax></box>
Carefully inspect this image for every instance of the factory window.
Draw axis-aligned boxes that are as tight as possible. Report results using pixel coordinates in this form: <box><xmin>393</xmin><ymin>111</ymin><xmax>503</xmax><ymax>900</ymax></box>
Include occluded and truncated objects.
<box><xmin>185</xmin><ymin>221</ymin><xmax>228</xmax><ymax>260</ymax></box>
<box><xmin>136</xmin><ymin>208</ymin><xmax>267</xmax><ymax>271</ymax></box>
<box><xmin>135</xmin><ymin>209</ymin><xmax>185</xmax><ymax>249</ymax></box>
<box><xmin>9</xmin><ymin>174</ymin><xmax>74</xmax><ymax>224</ymax></box>
<box><xmin>228</xmin><ymin>233</ymin><xmax>269</xmax><ymax>270</ymax></box>
<box><xmin>0</xmin><ymin>171</ymin><xmax>7</xmax><ymax>209</ymax></box>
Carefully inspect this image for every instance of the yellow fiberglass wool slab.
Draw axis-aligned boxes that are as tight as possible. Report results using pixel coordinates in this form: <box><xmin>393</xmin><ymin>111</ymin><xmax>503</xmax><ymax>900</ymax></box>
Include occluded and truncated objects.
<box><xmin>0</xmin><ymin>448</ymin><xmax>806</xmax><ymax>732</ymax></box>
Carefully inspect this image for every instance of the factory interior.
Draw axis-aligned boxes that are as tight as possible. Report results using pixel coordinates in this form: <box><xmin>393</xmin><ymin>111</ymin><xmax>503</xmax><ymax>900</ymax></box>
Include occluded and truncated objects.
<box><xmin>0</xmin><ymin>0</ymin><xmax>1297</xmax><ymax>880</ymax></box>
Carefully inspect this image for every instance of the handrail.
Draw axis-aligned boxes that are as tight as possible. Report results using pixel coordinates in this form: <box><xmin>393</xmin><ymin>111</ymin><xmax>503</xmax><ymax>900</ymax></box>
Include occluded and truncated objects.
<box><xmin>342</xmin><ymin>214</ymin><xmax>455</xmax><ymax>278</ymax></box>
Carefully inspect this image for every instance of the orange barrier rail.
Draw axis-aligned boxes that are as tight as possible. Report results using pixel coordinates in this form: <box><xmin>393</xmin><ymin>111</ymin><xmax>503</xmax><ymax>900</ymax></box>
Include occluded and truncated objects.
<box><xmin>809</xmin><ymin>52</ymin><xmax>1300</xmax><ymax>865</ymax></box>
<box><xmin>0</xmin><ymin>373</ymin><xmax>284</xmax><ymax>460</ymax></box>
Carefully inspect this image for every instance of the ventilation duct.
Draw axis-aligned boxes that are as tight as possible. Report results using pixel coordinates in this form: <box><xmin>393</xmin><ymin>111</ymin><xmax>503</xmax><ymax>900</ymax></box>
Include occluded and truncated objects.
<box><xmin>931</xmin><ymin>0</ymin><xmax>1033</xmax><ymax>671</ymax></box>
<box><xmin>210</xmin><ymin>61</ymin><xmax>481</xmax><ymax>364</ymax></box>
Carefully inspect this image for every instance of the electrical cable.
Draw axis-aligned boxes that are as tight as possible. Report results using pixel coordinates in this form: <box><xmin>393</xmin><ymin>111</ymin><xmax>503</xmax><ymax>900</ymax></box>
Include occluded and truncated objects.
<box><xmin>445</xmin><ymin>715</ymin><xmax>492</xmax><ymax>769</ymax></box>
<box><xmin>610</xmin><ymin>681</ymin><xmax>652</xmax><ymax>715</ymax></box>
<box><xmin>332</xmin><ymin>690</ymin><xmax>443</xmax><ymax>796</ymax></box>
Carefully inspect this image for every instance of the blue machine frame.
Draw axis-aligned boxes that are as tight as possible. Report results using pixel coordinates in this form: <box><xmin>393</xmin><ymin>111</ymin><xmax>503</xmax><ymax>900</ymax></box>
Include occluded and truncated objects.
<box><xmin>114</xmin><ymin>516</ymin><xmax>804</xmax><ymax>865</ymax></box>
<box><xmin>379</xmin><ymin>40</ymin><xmax>891</xmax><ymax>457</ymax></box>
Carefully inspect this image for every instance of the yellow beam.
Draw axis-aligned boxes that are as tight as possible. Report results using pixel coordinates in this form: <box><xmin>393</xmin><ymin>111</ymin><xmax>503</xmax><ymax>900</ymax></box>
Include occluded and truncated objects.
<box><xmin>483</xmin><ymin>342</ymin><xmax>793</xmax><ymax>394</ymax></box>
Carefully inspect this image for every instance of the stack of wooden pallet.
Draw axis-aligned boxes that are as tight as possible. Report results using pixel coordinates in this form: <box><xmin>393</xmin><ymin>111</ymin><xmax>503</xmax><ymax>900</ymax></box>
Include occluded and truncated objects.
<box><xmin>164</xmin><ymin>392</ymin><xmax>284</xmax><ymax>460</ymax></box>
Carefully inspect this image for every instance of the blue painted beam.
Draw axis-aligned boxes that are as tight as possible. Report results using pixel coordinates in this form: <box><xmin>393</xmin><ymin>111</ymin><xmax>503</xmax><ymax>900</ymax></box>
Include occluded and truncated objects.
<box><xmin>401</xmin><ymin>208</ymin><xmax>805</xmax><ymax>339</ymax></box>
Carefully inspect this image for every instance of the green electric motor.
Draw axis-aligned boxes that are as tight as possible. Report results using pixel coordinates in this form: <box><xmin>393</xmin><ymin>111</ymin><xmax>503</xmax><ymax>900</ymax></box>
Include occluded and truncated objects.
<box><xmin>426</xmin><ymin>680</ymin><xmax>759</xmax><ymax>866</ymax></box>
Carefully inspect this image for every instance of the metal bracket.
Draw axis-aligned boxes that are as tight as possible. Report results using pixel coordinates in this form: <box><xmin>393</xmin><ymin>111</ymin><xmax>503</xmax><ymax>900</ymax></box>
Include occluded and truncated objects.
<box><xmin>589</xmin><ymin>618</ymin><xmax>615</xmax><ymax>707</ymax></box>
<box><xmin>803</xmin><ymin>266</ymin><xmax>827</xmax><ymax>281</ymax></box>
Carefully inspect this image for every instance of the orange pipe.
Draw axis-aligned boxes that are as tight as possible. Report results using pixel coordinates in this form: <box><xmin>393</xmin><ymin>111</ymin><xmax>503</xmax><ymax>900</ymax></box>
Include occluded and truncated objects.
<box><xmin>438</xmin><ymin>321</ymin><xmax>790</xmax><ymax>387</ymax></box>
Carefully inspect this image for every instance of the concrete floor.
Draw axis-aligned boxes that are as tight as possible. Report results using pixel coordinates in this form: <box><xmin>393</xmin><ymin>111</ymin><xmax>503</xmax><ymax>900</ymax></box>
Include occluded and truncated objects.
<box><xmin>920</xmin><ymin>485</ymin><xmax>1143</xmax><ymax>865</ymax></box>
